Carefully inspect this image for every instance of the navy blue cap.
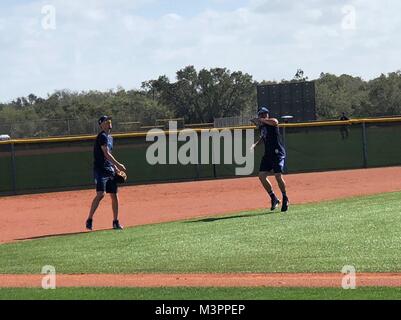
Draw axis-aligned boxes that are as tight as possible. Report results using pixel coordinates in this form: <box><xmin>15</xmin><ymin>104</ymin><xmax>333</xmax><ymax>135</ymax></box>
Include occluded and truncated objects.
<box><xmin>98</xmin><ymin>115</ymin><xmax>112</xmax><ymax>125</ymax></box>
<box><xmin>258</xmin><ymin>107</ymin><xmax>270</xmax><ymax>115</ymax></box>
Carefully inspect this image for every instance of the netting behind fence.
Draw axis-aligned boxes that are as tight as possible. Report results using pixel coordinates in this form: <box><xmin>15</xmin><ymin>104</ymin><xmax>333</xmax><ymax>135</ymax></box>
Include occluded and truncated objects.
<box><xmin>0</xmin><ymin>118</ymin><xmax>151</xmax><ymax>139</ymax></box>
<box><xmin>214</xmin><ymin>115</ymin><xmax>254</xmax><ymax>128</ymax></box>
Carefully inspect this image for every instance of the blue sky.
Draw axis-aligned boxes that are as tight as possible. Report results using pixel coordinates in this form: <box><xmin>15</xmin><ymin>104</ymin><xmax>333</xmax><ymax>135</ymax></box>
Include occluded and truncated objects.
<box><xmin>0</xmin><ymin>0</ymin><xmax>400</xmax><ymax>102</ymax></box>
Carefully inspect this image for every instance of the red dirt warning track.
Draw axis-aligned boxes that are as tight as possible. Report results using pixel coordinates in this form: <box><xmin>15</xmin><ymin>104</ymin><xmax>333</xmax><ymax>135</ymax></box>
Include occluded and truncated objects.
<box><xmin>2</xmin><ymin>273</ymin><xmax>401</xmax><ymax>288</ymax></box>
<box><xmin>1</xmin><ymin>167</ymin><xmax>401</xmax><ymax>244</ymax></box>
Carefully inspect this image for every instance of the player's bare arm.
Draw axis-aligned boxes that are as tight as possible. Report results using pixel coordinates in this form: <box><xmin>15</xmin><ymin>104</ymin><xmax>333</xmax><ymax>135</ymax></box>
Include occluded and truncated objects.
<box><xmin>101</xmin><ymin>145</ymin><xmax>126</xmax><ymax>172</ymax></box>
<box><xmin>259</xmin><ymin>118</ymin><xmax>279</xmax><ymax>127</ymax></box>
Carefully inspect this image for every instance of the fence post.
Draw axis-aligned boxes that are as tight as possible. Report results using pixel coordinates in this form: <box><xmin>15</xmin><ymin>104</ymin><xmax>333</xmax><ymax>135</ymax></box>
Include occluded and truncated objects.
<box><xmin>10</xmin><ymin>142</ymin><xmax>17</xmax><ymax>195</ymax></box>
<box><xmin>67</xmin><ymin>119</ymin><xmax>71</xmax><ymax>135</ymax></box>
<box><xmin>362</xmin><ymin>122</ymin><xmax>368</xmax><ymax>168</ymax></box>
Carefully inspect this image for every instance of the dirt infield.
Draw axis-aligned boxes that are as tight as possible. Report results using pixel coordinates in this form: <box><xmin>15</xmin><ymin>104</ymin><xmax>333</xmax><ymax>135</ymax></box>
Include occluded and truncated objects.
<box><xmin>1</xmin><ymin>166</ymin><xmax>401</xmax><ymax>244</ymax></box>
<box><xmin>2</xmin><ymin>273</ymin><xmax>401</xmax><ymax>288</ymax></box>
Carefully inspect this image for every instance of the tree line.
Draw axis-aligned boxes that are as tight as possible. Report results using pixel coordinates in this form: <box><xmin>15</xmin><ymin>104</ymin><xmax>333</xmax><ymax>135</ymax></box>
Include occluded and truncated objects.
<box><xmin>1</xmin><ymin>66</ymin><xmax>400</xmax><ymax>130</ymax></box>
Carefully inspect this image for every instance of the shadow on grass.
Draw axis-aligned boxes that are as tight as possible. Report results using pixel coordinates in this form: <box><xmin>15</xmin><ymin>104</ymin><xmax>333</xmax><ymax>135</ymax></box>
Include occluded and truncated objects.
<box><xmin>185</xmin><ymin>211</ymin><xmax>277</xmax><ymax>223</ymax></box>
<box><xmin>14</xmin><ymin>230</ymin><xmax>107</xmax><ymax>242</ymax></box>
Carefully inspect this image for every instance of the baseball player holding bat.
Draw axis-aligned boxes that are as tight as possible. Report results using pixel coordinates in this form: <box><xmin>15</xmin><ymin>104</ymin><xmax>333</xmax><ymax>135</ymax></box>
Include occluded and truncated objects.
<box><xmin>251</xmin><ymin>107</ymin><xmax>289</xmax><ymax>212</ymax></box>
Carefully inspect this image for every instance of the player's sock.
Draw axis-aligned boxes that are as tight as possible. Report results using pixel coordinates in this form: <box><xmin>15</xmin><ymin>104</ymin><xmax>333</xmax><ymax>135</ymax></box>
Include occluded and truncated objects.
<box><xmin>268</xmin><ymin>191</ymin><xmax>277</xmax><ymax>200</ymax></box>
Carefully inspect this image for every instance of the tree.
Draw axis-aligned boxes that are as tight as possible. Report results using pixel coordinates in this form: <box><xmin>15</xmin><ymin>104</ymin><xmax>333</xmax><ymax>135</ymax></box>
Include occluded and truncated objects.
<box><xmin>1</xmin><ymin>68</ymin><xmax>401</xmax><ymax>138</ymax></box>
<box><xmin>367</xmin><ymin>71</ymin><xmax>401</xmax><ymax>116</ymax></box>
<box><xmin>293</xmin><ymin>69</ymin><xmax>308</xmax><ymax>82</ymax></box>
<box><xmin>142</xmin><ymin>66</ymin><xmax>256</xmax><ymax>123</ymax></box>
<box><xmin>315</xmin><ymin>73</ymin><xmax>369</xmax><ymax>119</ymax></box>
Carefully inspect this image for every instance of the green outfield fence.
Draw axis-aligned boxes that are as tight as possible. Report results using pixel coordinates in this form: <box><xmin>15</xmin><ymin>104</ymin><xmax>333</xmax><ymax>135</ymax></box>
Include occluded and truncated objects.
<box><xmin>1</xmin><ymin>117</ymin><xmax>401</xmax><ymax>196</ymax></box>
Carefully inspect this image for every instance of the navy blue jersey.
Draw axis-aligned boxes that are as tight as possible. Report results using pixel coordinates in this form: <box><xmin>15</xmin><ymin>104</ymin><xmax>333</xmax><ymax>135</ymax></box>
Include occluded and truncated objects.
<box><xmin>94</xmin><ymin>131</ymin><xmax>114</xmax><ymax>172</ymax></box>
<box><xmin>260</xmin><ymin>124</ymin><xmax>286</xmax><ymax>158</ymax></box>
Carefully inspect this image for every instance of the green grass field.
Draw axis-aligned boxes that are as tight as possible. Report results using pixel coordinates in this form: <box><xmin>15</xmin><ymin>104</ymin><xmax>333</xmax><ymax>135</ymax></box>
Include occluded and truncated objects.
<box><xmin>2</xmin><ymin>191</ymin><xmax>401</xmax><ymax>300</ymax></box>
<box><xmin>1</xmin><ymin>191</ymin><xmax>401</xmax><ymax>274</ymax></box>
<box><xmin>2</xmin><ymin>287</ymin><xmax>401</xmax><ymax>300</ymax></box>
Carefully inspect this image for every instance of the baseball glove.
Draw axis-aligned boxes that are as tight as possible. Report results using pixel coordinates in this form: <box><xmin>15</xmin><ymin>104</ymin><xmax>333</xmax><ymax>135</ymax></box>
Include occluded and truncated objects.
<box><xmin>115</xmin><ymin>171</ymin><xmax>127</xmax><ymax>184</ymax></box>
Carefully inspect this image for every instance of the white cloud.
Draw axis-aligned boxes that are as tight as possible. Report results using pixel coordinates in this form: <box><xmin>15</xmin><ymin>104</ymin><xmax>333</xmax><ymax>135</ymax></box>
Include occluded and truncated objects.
<box><xmin>0</xmin><ymin>0</ymin><xmax>400</xmax><ymax>102</ymax></box>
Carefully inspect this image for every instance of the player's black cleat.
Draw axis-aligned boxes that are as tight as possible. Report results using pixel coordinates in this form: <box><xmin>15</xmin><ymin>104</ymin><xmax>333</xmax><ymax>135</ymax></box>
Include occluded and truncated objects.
<box><xmin>113</xmin><ymin>220</ymin><xmax>123</xmax><ymax>230</ymax></box>
<box><xmin>281</xmin><ymin>197</ymin><xmax>289</xmax><ymax>212</ymax></box>
<box><xmin>86</xmin><ymin>219</ymin><xmax>93</xmax><ymax>231</ymax></box>
<box><xmin>271</xmin><ymin>197</ymin><xmax>281</xmax><ymax>211</ymax></box>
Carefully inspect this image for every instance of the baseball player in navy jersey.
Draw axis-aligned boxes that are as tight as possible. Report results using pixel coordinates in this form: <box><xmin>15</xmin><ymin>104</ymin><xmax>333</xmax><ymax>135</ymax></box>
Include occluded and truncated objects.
<box><xmin>251</xmin><ymin>107</ymin><xmax>289</xmax><ymax>212</ymax></box>
<box><xmin>86</xmin><ymin>116</ymin><xmax>127</xmax><ymax>230</ymax></box>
